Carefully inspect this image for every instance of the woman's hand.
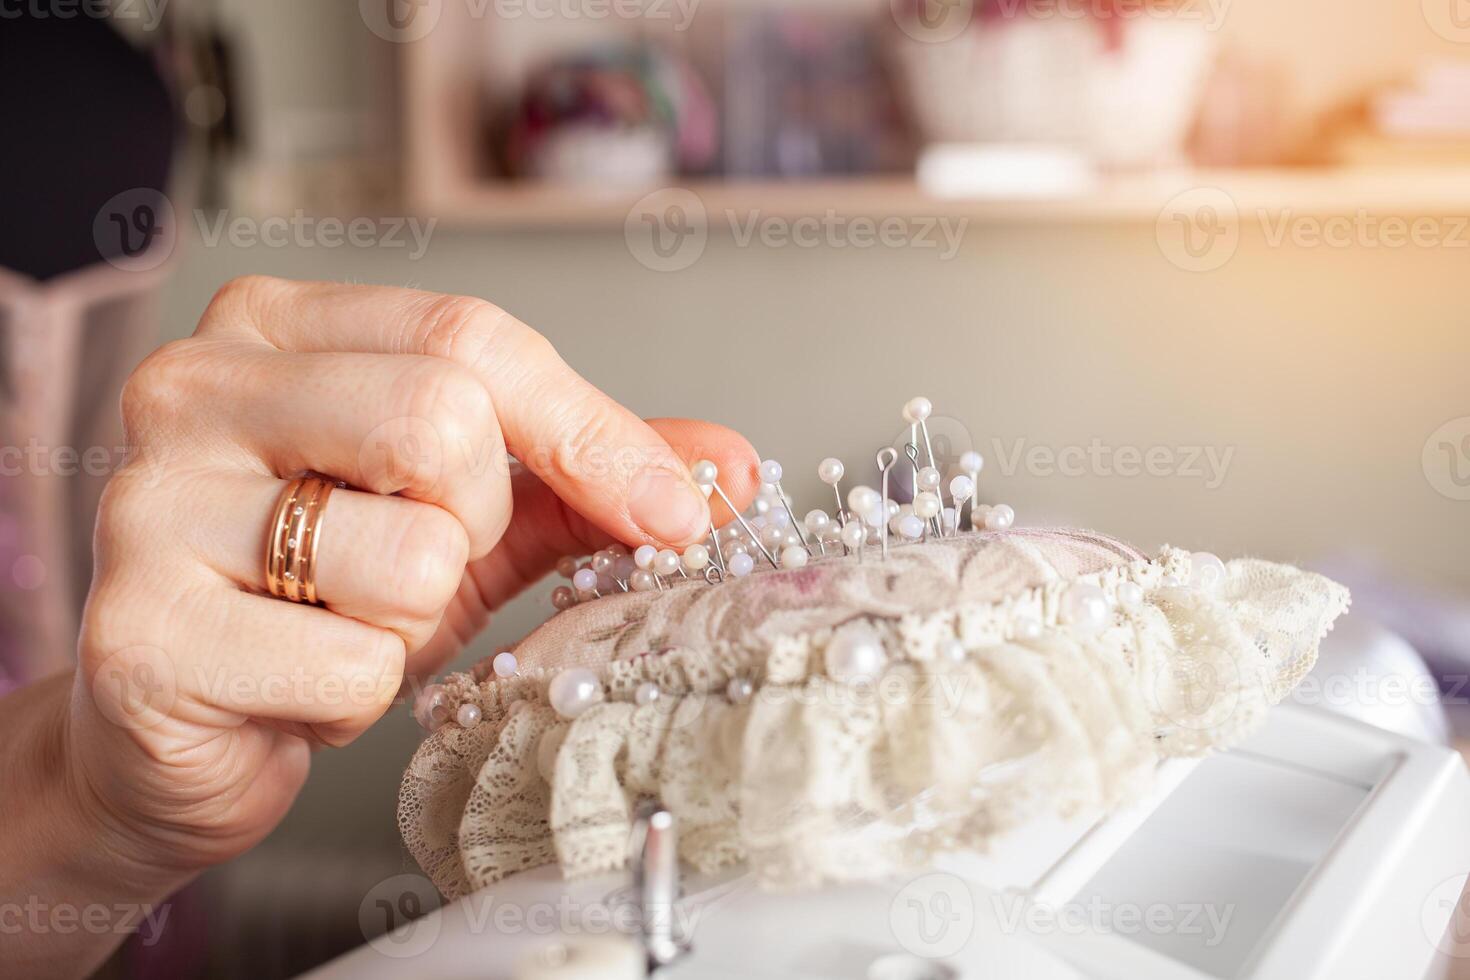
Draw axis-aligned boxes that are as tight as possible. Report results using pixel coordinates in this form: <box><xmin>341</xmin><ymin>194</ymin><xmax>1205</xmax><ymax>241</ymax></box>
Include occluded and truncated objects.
<box><xmin>11</xmin><ymin>276</ymin><xmax>755</xmax><ymax>974</ymax></box>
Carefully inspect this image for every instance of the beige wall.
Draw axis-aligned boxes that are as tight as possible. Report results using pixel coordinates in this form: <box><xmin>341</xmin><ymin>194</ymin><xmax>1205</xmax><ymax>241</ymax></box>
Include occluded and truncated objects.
<box><xmin>161</xmin><ymin>0</ymin><xmax>1470</xmax><ymax>862</ymax></box>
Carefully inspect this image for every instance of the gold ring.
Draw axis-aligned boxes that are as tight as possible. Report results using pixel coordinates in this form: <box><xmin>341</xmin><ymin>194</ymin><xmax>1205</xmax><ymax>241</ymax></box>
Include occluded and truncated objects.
<box><xmin>266</xmin><ymin>476</ymin><xmax>336</xmax><ymax>605</ymax></box>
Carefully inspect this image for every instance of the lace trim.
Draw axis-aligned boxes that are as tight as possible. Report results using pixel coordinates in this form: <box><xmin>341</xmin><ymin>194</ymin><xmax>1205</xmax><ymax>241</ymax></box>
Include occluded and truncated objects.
<box><xmin>398</xmin><ymin>548</ymin><xmax>1348</xmax><ymax>898</ymax></box>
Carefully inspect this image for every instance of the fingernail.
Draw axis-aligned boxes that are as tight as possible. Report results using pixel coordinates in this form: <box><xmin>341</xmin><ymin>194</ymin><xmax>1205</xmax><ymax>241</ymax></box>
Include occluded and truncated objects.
<box><xmin>629</xmin><ymin>468</ymin><xmax>709</xmax><ymax>545</ymax></box>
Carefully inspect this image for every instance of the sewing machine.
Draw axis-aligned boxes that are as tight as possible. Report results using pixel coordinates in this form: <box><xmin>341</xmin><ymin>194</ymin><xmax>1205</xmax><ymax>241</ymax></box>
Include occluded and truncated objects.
<box><xmin>308</xmin><ymin>699</ymin><xmax>1470</xmax><ymax>980</ymax></box>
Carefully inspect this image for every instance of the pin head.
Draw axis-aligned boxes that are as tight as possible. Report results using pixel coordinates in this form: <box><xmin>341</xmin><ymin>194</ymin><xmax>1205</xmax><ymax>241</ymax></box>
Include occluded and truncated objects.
<box><xmin>902</xmin><ymin>397</ymin><xmax>933</xmax><ymax>424</ymax></box>
<box><xmin>691</xmin><ymin>460</ymin><xmax>718</xmax><ymax>487</ymax></box>
<box><xmin>960</xmin><ymin>450</ymin><xmax>984</xmax><ymax>474</ymax></box>
<box><xmin>818</xmin><ymin>458</ymin><xmax>845</xmax><ymax>485</ymax></box>
<box><xmin>759</xmin><ymin>459</ymin><xmax>783</xmax><ymax>484</ymax></box>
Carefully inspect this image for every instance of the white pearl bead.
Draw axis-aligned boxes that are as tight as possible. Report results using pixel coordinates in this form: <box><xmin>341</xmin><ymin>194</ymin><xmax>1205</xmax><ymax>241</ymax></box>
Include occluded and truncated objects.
<box><xmin>681</xmin><ymin>544</ymin><xmax>709</xmax><ymax>572</ymax></box>
<box><xmin>886</xmin><ymin>499</ymin><xmax>900</xmax><ymax>520</ymax></box>
<box><xmin>456</xmin><ymin>703</ymin><xmax>482</xmax><ymax>727</ymax></box>
<box><xmin>548</xmin><ymin>668</ymin><xmax>602</xmax><ymax>719</ymax></box>
<box><xmin>804</xmin><ymin>509</ymin><xmax>830</xmax><ymax>534</ymax></box>
<box><xmin>728</xmin><ymin>552</ymin><xmax>755</xmax><ymax>577</ymax></box>
<box><xmin>1013</xmin><ymin>616</ymin><xmax>1043</xmax><ymax>640</ymax></box>
<box><xmin>1117</xmin><ymin>581</ymin><xmax>1145</xmax><ymax>610</ymax></box>
<box><xmin>634</xmin><ymin>682</ymin><xmax>661</xmax><ymax>706</ymax></box>
<box><xmin>983</xmin><ymin>504</ymin><xmax>1015</xmax><ymax>531</ymax></box>
<box><xmin>781</xmin><ymin>545</ymin><xmax>808</xmax><ymax>569</ymax></box>
<box><xmin>727</xmin><ymin>677</ymin><xmax>754</xmax><ymax>703</ymax></box>
<box><xmin>551</xmin><ymin>586</ymin><xmax>576</xmax><ymax>610</ymax></box>
<box><xmin>897</xmin><ymin>514</ymin><xmax>925</xmax><ymax>539</ymax></box>
<box><xmin>751</xmin><ymin>496</ymin><xmax>772</xmax><ymax>517</ymax></box>
<box><xmin>759</xmin><ymin>459</ymin><xmax>783</xmax><ymax>484</ymax></box>
<box><xmin>493</xmin><ymin>651</ymin><xmax>518</xmax><ymax>677</ymax></box>
<box><xmin>633</xmin><ymin>544</ymin><xmax>657</xmax><ymax>570</ymax></box>
<box><xmin>784</xmin><ymin>529</ymin><xmax>802</xmax><ymax>549</ymax></box>
<box><xmin>818</xmin><ymin>458</ymin><xmax>845</xmax><ymax>485</ymax></box>
<box><xmin>959</xmin><ymin>451</ymin><xmax>984</xmax><ymax>474</ymax></box>
<box><xmin>913</xmin><ymin>491</ymin><xmax>941</xmax><ymax>520</ymax></box>
<box><xmin>917</xmin><ymin>466</ymin><xmax>941</xmax><ymax>491</ymax></box>
<box><xmin>1189</xmin><ymin>552</ymin><xmax>1227</xmax><ymax>593</ymax></box>
<box><xmin>591</xmin><ymin>550</ymin><xmax>613</xmax><ymax>574</ymax></box>
<box><xmin>555</xmin><ymin>556</ymin><xmax>579</xmax><ymax>579</ymax></box>
<box><xmin>415</xmin><ymin>683</ymin><xmax>447</xmax><ymax>729</ymax></box>
<box><xmin>653</xmin><ymin>549</ymin><xmax>681</xmax><ymax>577</ymax></box>
<box><xmin>847</xmin><ymin>485</ymin><xmax>880</xmax><ymax>515</ymax></box>
<box><xmin>825</xmin><ymin>626</ymin><xmax>885</xmax><ymax>682</ymax></box>
<box><xmin>767</xmin><ymin>506</ymin><xmax>791</xmax><ymax>528</ymax></box>
<box><xmin>1064</xmin><ymin>583</ymin><xmax>1110</xmax><ymax>635</ymax></box>
<box><xmin>691</xmin><ymin>459</ymin><xmax>718</xmax><ymax>487</ymax></box>
<box><xmin>596</xmin><ymin>573</ymin><xmax>615</xmax><ymax>594</ymax></box>
<box><xmin>760</xmin><ymin>524</ymin><xmax>787</xmax><ymax>552</ymax></box>
<box><xmin>630</xmin><ymin>569</ymin><xmax>658</xmax><ymax>592</ymax></box>
<box><xmin>940</xmin><ymin>639</ymin><xmax>966</xmax><ymax>663</ymax></box>
<box><xmin>613</xmin><ymin>556</ymin><xmax>637</xmax><ymax>580</ymax></box>
<box><xmin>840</xmin><ymin>522</ymin><xmax>865</xmax><ymax>549</ymax></box>
<box><xmin>948</xmin><ymin>475</ymin><xmax>974</xmax><ymax>501</ymax></box>
<box><xmin>606</xmin><ymin>543</ymin><xmax>628</xmax><ymax>557</ymax></box>
<box><xmin>902</xmin><ymin>396</ymin><xmax>932</xmax><ymax>423</ymax></box>
<box><xmin>572</xmin><ymin>568</ymin><xmax>598</xmax><ymax>593</ymax></box>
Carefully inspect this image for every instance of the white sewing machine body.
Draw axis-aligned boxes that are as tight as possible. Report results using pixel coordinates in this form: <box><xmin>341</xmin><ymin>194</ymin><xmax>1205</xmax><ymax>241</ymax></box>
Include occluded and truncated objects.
<box><xmin>312</xmin><ymin>705</ymin><xmax>1470</xmax><ymax>980</ymax></box>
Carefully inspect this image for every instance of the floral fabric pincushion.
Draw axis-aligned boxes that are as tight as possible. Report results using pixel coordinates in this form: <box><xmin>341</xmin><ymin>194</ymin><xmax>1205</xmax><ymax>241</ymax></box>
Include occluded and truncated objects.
<box><xmin>398</xmin><ymin>527</ymin><xmax>1348</xmax><ymax>899</ymax></box>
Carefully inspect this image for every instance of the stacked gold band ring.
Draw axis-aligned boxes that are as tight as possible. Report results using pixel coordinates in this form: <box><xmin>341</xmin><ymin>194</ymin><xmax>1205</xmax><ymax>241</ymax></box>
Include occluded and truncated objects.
<box><xmin>266</xmin><ymin>476</ymin><xmax>337</xmax><ymax>605</ymax></box>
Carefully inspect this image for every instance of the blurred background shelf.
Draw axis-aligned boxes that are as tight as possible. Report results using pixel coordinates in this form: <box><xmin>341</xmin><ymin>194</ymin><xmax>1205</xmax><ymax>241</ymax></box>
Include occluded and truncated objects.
<box><xmin>416</xmin><ymin>168</ymin><xmax>1470</xmax><ymax>228</ymax></box>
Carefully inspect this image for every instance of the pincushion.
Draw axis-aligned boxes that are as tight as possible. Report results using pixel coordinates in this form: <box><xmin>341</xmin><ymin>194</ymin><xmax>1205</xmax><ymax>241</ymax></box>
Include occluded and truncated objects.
<box><xmin>398</xmin><ymin>526</ymin><xmax>1348</xmax><ymax>899</ymax></box>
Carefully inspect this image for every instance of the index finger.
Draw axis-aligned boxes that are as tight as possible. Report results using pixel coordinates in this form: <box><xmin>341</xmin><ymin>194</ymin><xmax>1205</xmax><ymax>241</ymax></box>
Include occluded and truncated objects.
<box><xmin>198</xmin><ymin>276</ymin><xmax>717</xmax><ymax>549</ymax></box>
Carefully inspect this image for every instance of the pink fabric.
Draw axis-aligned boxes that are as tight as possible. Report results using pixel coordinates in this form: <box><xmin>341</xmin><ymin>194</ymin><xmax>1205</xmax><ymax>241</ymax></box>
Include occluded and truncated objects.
<box><xmin>0</xmin><ymin>255</ymin><xmax>169</xmax><ymax>684</ymax></box>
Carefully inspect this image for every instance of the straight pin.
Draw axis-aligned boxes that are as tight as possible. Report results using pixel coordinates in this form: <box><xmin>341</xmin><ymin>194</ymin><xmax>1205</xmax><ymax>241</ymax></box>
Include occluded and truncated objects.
<box><xmin>876</xmin><ymin>448</ymin><xmax>898</xmax><ymax>560</ymax></box>
<box><xmin>693</xmin><ymin>460</ymin><xmax>779</xmax><ymax>568</ymax></box>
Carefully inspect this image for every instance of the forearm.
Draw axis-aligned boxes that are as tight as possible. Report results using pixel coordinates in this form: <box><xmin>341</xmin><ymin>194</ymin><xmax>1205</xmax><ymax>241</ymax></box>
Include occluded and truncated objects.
<box><xmin>0</xmin><ymin>672</ymin><xmax>190</xmax><ymax>978</ymax></box>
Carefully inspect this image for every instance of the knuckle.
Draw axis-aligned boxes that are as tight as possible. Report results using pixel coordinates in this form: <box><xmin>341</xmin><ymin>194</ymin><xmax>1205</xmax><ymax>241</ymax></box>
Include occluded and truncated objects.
<box><xmin>416</xmin><ymin>293</ymin><xmax>551</xmax><ymax>371</ymax></box>
<box><xmin>119</xmin><ymin>338</ymin><xmax>204</xmax><ymax>436</ymax></box>
<box><xmin>551</xmin><ymin>409</ymin><xmax>622</xmax><ymax>484</ymax></box>
<box><xmin>92</xmin><ymin>473</ymin><xmax>157</xmax><ymax>557</ymax></box>
<box><xmin>199</xmin><ymin>274</ymin><xmax>287</xmax><ymax>332</ymax></box>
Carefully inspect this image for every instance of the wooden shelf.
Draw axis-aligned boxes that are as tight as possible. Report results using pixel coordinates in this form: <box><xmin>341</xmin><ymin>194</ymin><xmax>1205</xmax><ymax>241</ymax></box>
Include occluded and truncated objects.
<box><xmin>414</xmin><ymin>168</ymin><xmax>1470</xmax><ymax>229</ymax></box>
